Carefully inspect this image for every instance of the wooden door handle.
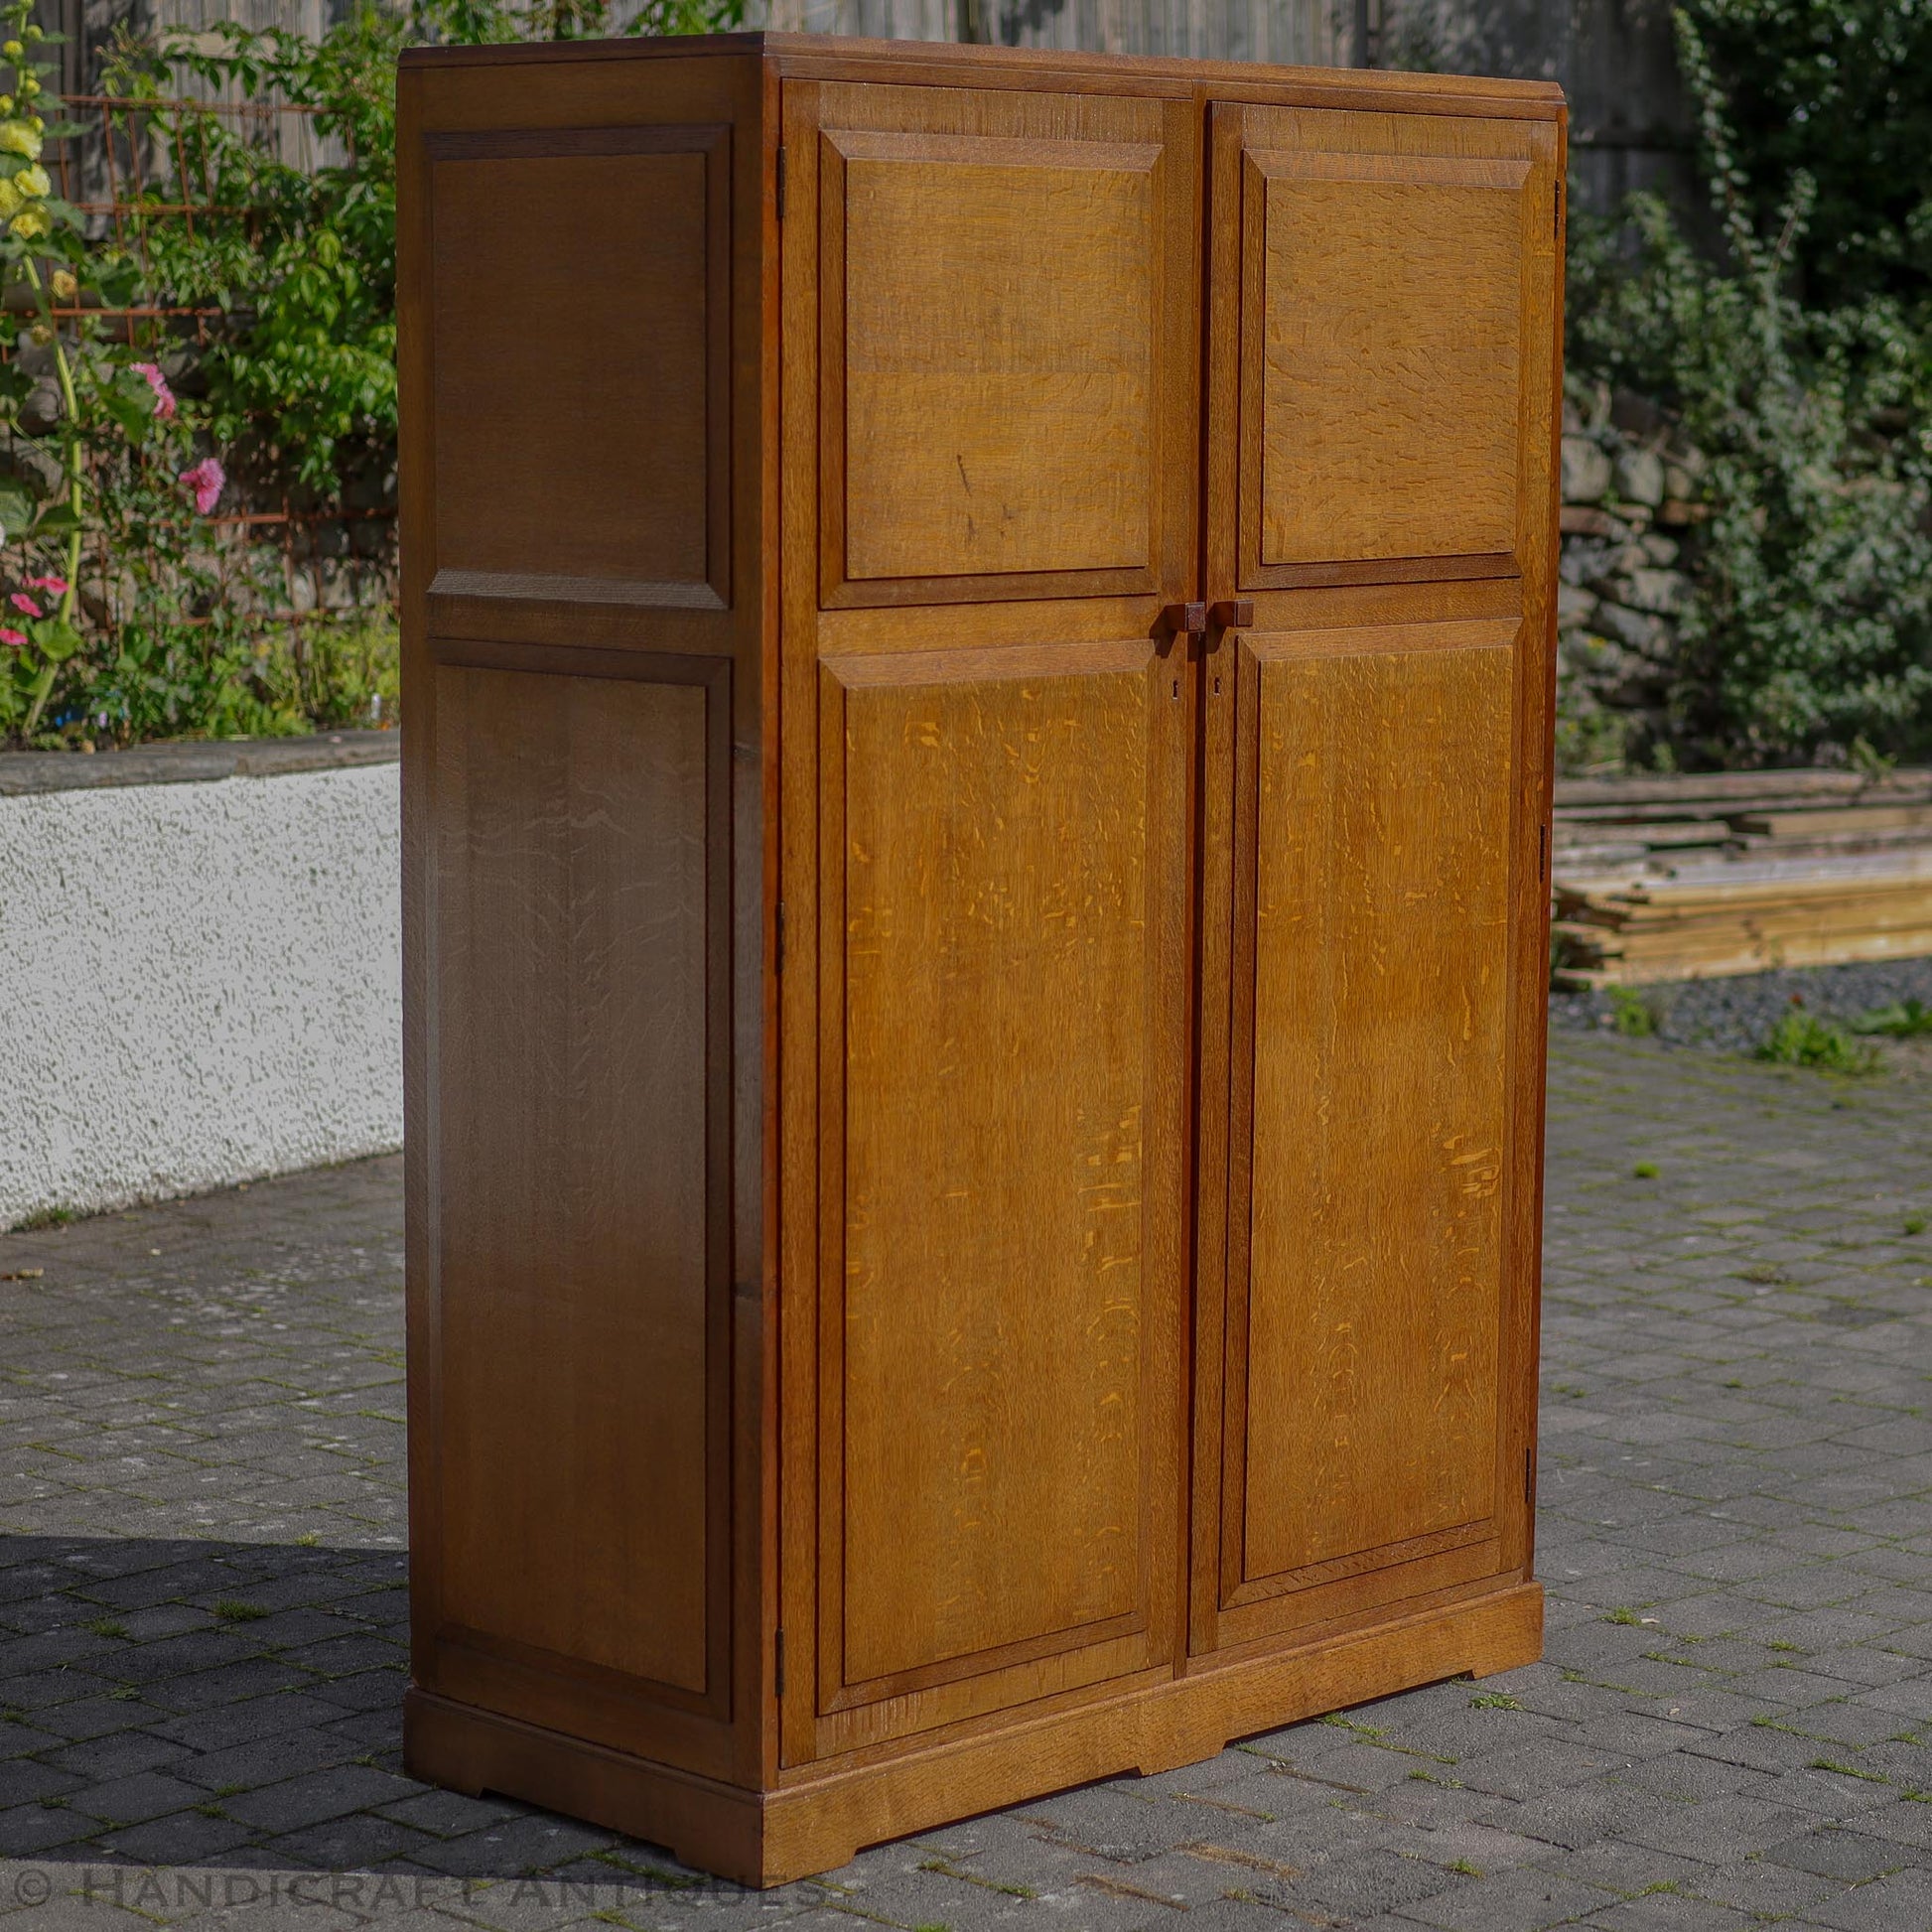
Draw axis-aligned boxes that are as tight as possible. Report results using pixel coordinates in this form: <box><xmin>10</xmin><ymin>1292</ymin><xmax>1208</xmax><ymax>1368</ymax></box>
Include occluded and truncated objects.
<box><xmin>1158</xmin><ymin>602</ymin><xmax>1206</xmax><ymax>650</ymax></box>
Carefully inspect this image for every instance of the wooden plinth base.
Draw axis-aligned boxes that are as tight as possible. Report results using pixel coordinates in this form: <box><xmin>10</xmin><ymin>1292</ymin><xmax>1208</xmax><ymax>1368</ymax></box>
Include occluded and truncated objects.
<box><xmin>405</xmin><ymin>1582</ymin><xmax>1543</xmax><ymax>1887</ymax></box>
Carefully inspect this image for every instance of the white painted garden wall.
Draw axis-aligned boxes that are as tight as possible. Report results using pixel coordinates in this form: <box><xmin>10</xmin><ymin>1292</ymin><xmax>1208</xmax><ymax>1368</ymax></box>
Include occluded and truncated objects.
<box><xmin>0</xmin><ymin>738</ymin><xmax>401</xmax><ymax>1228</ymax></box>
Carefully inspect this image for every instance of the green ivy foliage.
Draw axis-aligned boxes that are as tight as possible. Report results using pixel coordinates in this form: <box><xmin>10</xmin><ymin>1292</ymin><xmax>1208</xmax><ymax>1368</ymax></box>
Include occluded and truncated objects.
<box><xmin>1683</xmin><ymin>0</ymin><xmax>1932</xmax><ymax>312</ymax></box>
<box><xmin>1566</xmin><ymin>5</ymin><xmax>1932</xmax><ymax>767</ymax></box>
<box><xmin>120</xmin><ymin>0</ymin><xmax>745</xmax><ymax>496</ymax></box>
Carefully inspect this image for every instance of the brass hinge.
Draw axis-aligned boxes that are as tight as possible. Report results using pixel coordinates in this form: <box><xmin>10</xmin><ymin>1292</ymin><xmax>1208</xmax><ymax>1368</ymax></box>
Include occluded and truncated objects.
<box><xmin>775</xmin><ymin>900</ymin><xmax>786</xmax><ymax>976</ymax></box>
<box><xmin>776</xmin><ymin>145</ymin><xmax>787</xmax><ymax>221</ymax></box>
<box><xmin>1525</xmin><ymin>1447</ymin><xmax>1536</xmax><ymax>1511</ymax></box>
<box><xmin>1539</xmin><ymin>821</ymin><xmax>1548</xmax><ymax>884</ymax></box>
<box><xmin>1554</xmin><ymin>181</ymin><xmax>1563</xmax><ymax>237</ymax></box>
<box><xmin>774</xmin><ymin>1627</ymin><xmax>786</xmax><ymax>1700</ymax></box>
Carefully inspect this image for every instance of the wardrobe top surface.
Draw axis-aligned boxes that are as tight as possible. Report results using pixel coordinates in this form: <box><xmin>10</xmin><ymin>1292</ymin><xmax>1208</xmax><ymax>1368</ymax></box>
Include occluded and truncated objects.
<box><xmin>399</xmin><ymin>30</ymin><xmax>1566</xmax><ymax>117</ymax></box>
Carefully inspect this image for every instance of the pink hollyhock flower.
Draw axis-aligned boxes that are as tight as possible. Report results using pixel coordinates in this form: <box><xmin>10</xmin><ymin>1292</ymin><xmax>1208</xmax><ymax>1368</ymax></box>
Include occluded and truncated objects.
<box><xmin>23</xmin><ymin>574</ymin><xmax>65</xmax><ymax>594</ymax></box>
<box><xmin>132</xmin><ymin>361</ymin><xmax>177</xmax><ymax>422</ymax></box>
<box><xmin>9</xmin><ymin>592</ymin><xmax>40</xmax><ymax>618</ymax></box>
<box><xmin>180</xmin><ymin>457</ymin><xmax>224</xmax><ymax>515</ymax></box>
<box><xmin>0</xmin><ymin>626</ymin><xmax>25</xmax><ymax>646</ymax></box>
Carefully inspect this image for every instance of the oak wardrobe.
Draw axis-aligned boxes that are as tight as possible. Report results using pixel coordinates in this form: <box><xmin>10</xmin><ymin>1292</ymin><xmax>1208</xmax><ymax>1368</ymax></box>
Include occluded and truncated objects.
<box><xmin>398</xmin><ymin>32</ymin><xmax>1564</xmax><ymax>1886</ymax></box>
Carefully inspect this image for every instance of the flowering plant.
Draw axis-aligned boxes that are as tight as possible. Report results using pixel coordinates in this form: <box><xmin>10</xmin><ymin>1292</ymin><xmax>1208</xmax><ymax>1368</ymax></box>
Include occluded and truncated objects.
<box><xmin>0</xmin><ymin>0</ymin><xmax>238</xmax><ymax>745</ymax></box>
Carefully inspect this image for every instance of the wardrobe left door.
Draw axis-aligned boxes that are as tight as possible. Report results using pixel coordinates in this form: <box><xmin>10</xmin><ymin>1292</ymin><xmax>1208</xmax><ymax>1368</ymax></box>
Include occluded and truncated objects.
<box><xmin>777</xmin><ymin>73</ymin><xmax>1201</xmax><ymax>1770</ymax></box>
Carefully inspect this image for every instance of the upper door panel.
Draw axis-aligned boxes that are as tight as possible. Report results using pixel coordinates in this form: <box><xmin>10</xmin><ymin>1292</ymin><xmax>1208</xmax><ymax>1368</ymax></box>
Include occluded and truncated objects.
<box><xmin>1208</xmin><ymin>102</ymin><xmax>1559</xmax><ymax>596</ymax></box>
<box><xmin>813</xmin><ymin>81</ymin><xmax>1199</xmax><ymax>610</ymax></box>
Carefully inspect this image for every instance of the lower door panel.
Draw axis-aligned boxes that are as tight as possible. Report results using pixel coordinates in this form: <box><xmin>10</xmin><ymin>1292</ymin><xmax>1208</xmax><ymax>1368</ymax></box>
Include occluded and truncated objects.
<box><xmin>1194</xmin><ymin>618</ymin><xmax>1525</xmax><ymax>1655</ymax></box>
<box><xmin>797</xmin><ymin>639</ymin><xmax>1189</xmax><ymax>1759</ymax></box>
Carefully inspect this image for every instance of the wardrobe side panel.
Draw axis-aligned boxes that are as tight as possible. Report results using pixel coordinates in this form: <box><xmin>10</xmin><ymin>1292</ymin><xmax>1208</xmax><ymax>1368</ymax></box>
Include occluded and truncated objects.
<box><xmin>400</xmin><ymin>48</ymin><xmax>769</xmax><ymax>1787</ymax></box>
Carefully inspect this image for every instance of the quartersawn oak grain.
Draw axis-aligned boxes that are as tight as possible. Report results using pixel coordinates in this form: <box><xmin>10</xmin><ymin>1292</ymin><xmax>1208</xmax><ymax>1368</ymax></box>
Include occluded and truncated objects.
<box><xmin>402</xmin><ymin>30</ymin><xmax>1563</xmax><ymax>1888</ymax></box>
<box><xmin>1238</xmin><ymin>627</ymin><xmax>1514</xmax><ymax>1607</ymax></box>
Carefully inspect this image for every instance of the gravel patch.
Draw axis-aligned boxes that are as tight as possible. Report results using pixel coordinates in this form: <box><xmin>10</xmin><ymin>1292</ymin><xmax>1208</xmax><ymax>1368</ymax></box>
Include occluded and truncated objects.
<box><xmin>1550</xmin><ymin>954</ymin><xmax>1932</xmax><ymax>1055</ymax></box>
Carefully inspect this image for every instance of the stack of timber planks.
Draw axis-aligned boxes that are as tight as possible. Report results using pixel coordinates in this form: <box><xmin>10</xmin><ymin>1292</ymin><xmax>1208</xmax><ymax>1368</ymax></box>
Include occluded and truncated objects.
<box><xmin>1551</xmin><ymin>767</ymin><xmax>1932</xmax><ymax>986</ymax></box>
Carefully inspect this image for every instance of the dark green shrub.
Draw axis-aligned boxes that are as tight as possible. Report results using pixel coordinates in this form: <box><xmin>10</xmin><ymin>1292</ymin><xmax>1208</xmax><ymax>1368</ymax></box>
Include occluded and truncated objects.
<box><xmin>1565</xmin><ymin>5</ymin><xmax>1932</xmax><ymax>768</ymax></box>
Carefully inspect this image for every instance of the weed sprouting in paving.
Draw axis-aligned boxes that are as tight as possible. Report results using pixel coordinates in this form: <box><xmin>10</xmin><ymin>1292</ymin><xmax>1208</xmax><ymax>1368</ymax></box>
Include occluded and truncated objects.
<box><xmin>1606</xmin><ymin>985</ymin><xmax>1661</xmax><ymax>1036</ymax></box>
<box><xmin>1755</xmin><ymin>1008</ymin><xmax>1880</xmax><ymax>1074</ymax></box>
<box><xmin>1633</xmin><ymin>1161</ymin><xmax>1661</xmax><ymax>1178</ymax></box>
<box><xmin>1447</xmin><ymin>1860</ymin><xmax>1483</xmax><ymax>1876</ymax></box>
<box><xmin>1848</xmin><ymin>999</ymin><xmax>1932</xmax><ymax>1037</ymax></box>
<box><xmin>1468</xmin><ymin>1693</ymin><xmax>1523</xmax><ymax>1711</ymax></box>
<box><xmin>919</xmin><ymin>1859</ymin><xmax>1037</xmax><ymax>1898</ymax></box>
<box><xmin>82</xmin><ymin>1617</ymin><xmax>126</xmax><ymax>1639</ymax></box>
<box><xmin>10</xmin><ymin>1205</ymin><xmax>72</xmax><ymax>1231</ymax></box>
<box><xmin>1905</xmin><ymin>1213</ymin><xmax>1928</xmax><ymax>1236</ymax></box>
<box><xmin>210</xmin><ymin>1599</ymin><xmax>268</xmax><ymax>1622</ymax></box>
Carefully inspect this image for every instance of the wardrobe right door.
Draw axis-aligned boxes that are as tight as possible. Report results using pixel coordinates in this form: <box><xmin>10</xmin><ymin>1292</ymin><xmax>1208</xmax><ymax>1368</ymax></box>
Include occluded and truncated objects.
<box><xmin>1190</xmin><ymin>97</ymin><xmax>1563</xmax><ymax>1659</ymax></box>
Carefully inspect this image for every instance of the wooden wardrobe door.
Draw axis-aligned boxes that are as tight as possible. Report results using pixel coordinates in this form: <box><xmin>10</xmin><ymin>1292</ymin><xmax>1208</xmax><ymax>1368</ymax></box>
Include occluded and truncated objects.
<box><xmin>1191</xmin><ymin>99</ymin><xmax>1559</xmax><ymax>1657</ymax></box>
<box><xmin>779</xmin><ymin>77</ymin><xmax>1198</xmax><ymax>1763</ymax></box>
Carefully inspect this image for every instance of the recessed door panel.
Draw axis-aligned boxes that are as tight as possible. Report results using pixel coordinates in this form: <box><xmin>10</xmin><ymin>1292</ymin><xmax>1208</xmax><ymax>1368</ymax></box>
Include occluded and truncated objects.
<box><xmin>1211</xmin><ymin>102</ymin><xmax>1558</xmax><ymax>594</ymax></box>
<box><xmin>813</xmin><ymin>82</ymin><xmax>1196</xmax><ymax>609</ymax></box>
<box><xmin>840</xmin><ymin>653</ymin><xmax>1147</xmax><ymax>1686</ymax></box>
<box><xmin>1243</xmin><ymin>629</ymin><xmax>1510</xmax><ymax>1569</ymax></box>
<box><xmin>1198</xmin><ymin>619</ymin><xmax>1524</xmax><ymax>1652</ymax></box>
<box><xmin>810</xmin><ymin>643</ymin><xmax>1187</xmax><ymax>1749</ymax></box>
<box><xmin>839</xmin><ymin>132</ymin><xmax>1157</xmax><ymax>583</ymax></box>
<box><xmin>1256</xmin><ymin>152</ymin><xmax>1525</xmax><ymax>566</ymax></box>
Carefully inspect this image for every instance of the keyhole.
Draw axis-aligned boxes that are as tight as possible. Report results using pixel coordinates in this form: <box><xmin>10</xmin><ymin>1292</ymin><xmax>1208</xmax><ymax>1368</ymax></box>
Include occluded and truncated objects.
<box><xmin>1171</xmin><ymin>678</ymin><xmax>1179</xmax><ymax>701</ymax></box>
<box><xmin>1213</xmin><ymin>675</ymin><xmax>1222</xmax><ymax>696</ymax></box>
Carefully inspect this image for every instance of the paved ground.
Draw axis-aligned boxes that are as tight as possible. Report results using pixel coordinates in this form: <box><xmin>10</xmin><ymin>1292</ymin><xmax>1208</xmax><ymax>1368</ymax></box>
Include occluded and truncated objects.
<box><xmin>1</xmin><ymin>1033</ymin><xmax>1931</xmax><ymax>1928</ymax></box>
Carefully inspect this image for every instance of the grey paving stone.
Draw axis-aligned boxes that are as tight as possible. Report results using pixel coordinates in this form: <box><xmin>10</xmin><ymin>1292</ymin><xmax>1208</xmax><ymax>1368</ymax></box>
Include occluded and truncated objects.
<box><xmin>220</xmin><ymin>1763</ymin><xmax>423</xmax><ymax>1835</ymax></box>
<box><xmin>0</xmin><ymin>1802</ymin><xmax>95</xmax><ymax>1856</ymax></box>
<box><xmin>1762</xmin><ymin>1825</ymin><xmax>1909</xmax><ymax>1879</ymax></box>
<box><xmin>1679</xmin><ymin>1855</ymin><xmax>1842</xmax><ymax>1918</ymax></box>
<box><xmin>1396</xmin><ymin>1863</ymin><xmax>1621</xmax><ymax>1929</ymax></box>
<box><xmin>1289</xmin><ymin>1845</ymin><xmax>1465</xmax><ymax>1917</ymax></box>
<box><xmin>252</xmin><ymin>1812</ymin><xmax>440</xmax><ymax>1869</ymax></box>
<box><xmin>1806</xmin><ymin>1863</ymin><xmax>1932</xmax><ymax>1928</ymax></box>
<box><xmin>97</xmin><ymin>1807</ymin><xmax>261</xmax><ymax>1863</ymax></box>
<box><xmin>1574</xmin><ymin>1897</ymin><xmax>1758</xmax><ymax>1932</ymax></box>
<box><xmin>67</xmin><ymin>1770</ymin><xmax>210</xmax><ymax>1826</ymax></box>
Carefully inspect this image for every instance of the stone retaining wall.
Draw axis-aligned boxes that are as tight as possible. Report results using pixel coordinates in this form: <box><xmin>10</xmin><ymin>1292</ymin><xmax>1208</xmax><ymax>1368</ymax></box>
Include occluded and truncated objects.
<box><xmin>1557</xmin><ymin>389</ymin><xmax>1711</xmax><ymax>770</ymax></box>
